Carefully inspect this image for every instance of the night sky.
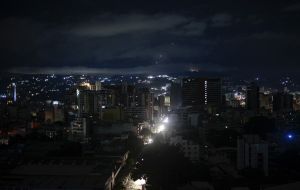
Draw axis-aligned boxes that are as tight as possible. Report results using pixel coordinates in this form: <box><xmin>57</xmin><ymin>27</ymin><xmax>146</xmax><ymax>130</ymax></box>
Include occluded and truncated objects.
<box><xmin>1</xmin><ymin>0</ymin><xmax>300</xmax><ymax>77</ymax></box>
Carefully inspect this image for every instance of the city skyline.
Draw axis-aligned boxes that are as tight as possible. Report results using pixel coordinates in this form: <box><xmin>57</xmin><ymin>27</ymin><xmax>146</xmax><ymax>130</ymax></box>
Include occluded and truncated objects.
<box><xmin>2</xmin><ymin>1</ymin><xmax>300</xmax><ymax>190</ymax></box>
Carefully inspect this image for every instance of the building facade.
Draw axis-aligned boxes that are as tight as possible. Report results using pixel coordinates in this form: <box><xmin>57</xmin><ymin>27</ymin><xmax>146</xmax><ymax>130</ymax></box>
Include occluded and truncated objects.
<box><xmin>182</xmin><ymin>78</ymin><xmax>222</xmax><ymax>107</ymax></box>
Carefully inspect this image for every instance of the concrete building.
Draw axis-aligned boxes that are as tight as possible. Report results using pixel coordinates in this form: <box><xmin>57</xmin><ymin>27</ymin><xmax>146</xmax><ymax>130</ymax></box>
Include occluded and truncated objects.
<box><xmin>260</xmin><ymin>92</ymin><xmax>273</xmax><ymax>111</ymax></box>
<box><xmin>70</xmin><ymin>117</ymin><xmax>89</xmax><ymax>142</ymax></box>
<box><xmin>136</xmin><ymin>88</ymin><xmax>154</xmax><ymax>121</ymax></box>
<box><xmin>170</xmin><ymin>136</ymin><xmax>200</xmax><ymax>162</ymax></box>
<box><xmin>246</xmin><ymin>83</ymin><xmax>260</xmax><ymax>113</ymax></box>
<box><xmin>0</xmin><ymin>153</ymin><xmax>129</xmax><ymax>190</ymax></box>
<box><xmin>44</xmin><ymin>101</ymin><xmax>65</xmax><ymax>123</ymax></box>
<box><xmin>6</xmin><ymin>82</ymin><xmax>17</xmax><ymax>104</ymax></box>
<box><xmin>158</xmin><ymin>95</ymin><xmax>168</xmax><ymax>117</ymax></box>
<box><xmin>170</xmin><ymin>80</ymin><xmax>182</xmax><ymax>110</ymax></box>
<box><xmin>273</xmin><ymin>92</ymin><xmax>293</xmax><ymax>112</ymax></box>
<box><xmin>95</xmin><ymin>81</ymin><xmax>102</xmax><ymax>91</ymax></box>
<box><xmin>77</xmin><ymin>90</ymin><xmax>102</xmax><ymax>118</ymax></box>
<box><xmin>125</xmin><ymin>106</ymin><xmax>148</xmax><ymax>121</ymax></box>
<box><xmin>77</xmin><ymin>89</ymin><xmax>115</xmax><ymax>118</ymax></box>
<box><xmin>237</xmin><ymin>135</ymin><xmax>269</xmax><ymax>176</ymax></box>
<box><xmin>182</xmin><ymin>78</ymin><xmax>222</xmax><ymax>107</ymax></box>
<box><xmin>101</xmin><ymin>107</ymin><xmax>124</xmax><ymax>122</ymax></box>
<box><xmin>45</xmin><ymin>107</ymin><xmax>64</xmax><ymax>123</ymax></box>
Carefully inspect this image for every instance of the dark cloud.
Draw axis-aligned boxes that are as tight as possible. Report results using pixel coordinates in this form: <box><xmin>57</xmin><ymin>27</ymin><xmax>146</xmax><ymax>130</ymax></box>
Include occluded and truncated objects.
<box><xmin>0</xmin><ymin>13</ymin><xmax>213</xmax><ymax>72</ymax></box>
<box><xmin>8</xmin><ymin>62</ymin><xmax>230</xmax><ymax>75</ymax></box>
<box><xmin>210</xmin><ymin>13</ymin><xmax>232</xmax><ymax>27</ymax></box>
<box><xmin>283</xmin><ymin>3</ymin><xmax>300</xmax><ymax>12</ymax></box>
<box><xmin>72</xmin><ymin>14</ymin><xmax>191</xmax><ymax>37</ymax></box>
<box><xmin>0</xmin><ymin>0</ymin><xmax>300</xmax><ymax>77</ymax></box>
<box><xmin>173</xmin><ymin>21</ymin><xmax>207</xmax><ymax>36</ymax></box>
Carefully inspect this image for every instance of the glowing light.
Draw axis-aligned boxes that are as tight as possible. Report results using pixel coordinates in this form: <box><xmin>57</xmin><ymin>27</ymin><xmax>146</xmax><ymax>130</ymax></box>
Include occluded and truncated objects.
<box><xmin>163</xmin><ymin>117</ymin><xmax>169</xmax><ymax>123</ymax></box>
<box><xmin>144</xmin><ymin>138</ymin><xmax>153</xmax><ymax>145</ymax></box>
<box><xmin>80</xmin><ymin>82</ymin><xmax>91</xmax><ymax>89</ymax></box>
<box><xmin>148</xmin><ymin>138</ymin><xmax>153</xmax><ymax>144</ymax></box>
<box><xmin>134</xmin><ymin>178</ymin><xmax>146</xmax><ymax>186</ymax></box>
<box><xmin>190</xmin><ymin>67</ymin><xmax>199</xmax><ymax>72</ymax></box>
<box><xmin>288</xmin><ymin>134</ymin><xmax>293</xmax><ymax>139</ymax></box>
<box><xmin>52</xmin><ymin>101</ymin><xmax>59</xmax><ymax>105</ymax></box>
<box><xmin>204</xmin><ymin>80</ymin><xmax>208</xmax><ymax>105</ymax></box>
<box><xmin>157</xmin><ymin>124</ymin><xmax>165</xmax><ymax>133</ymax></box>
<box><xmin>12</xmin><ymin>83</ymin><xmax>16</xmax><ymax>102</ymax></box>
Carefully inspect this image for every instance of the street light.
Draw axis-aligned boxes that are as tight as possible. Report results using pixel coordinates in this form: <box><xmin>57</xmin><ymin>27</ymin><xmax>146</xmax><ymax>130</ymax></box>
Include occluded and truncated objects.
<box><xmin>148</xmin><ymin>138</ymin><xmax>153</xmax><ymax>144</ymax></box>
<box><xmin>158</xmin><ymin>124</ymin><xmax>165</xmax><ymax>133</ymax></box>
<box><xmin>163</xmin><ymin>117</ymin><xmax>169</xmax><ymax>123</ymax></box>
<box><xmin>134</xmin><ymin>178</ymin><xmax>146</xmax><ymax>189</ymax></box>
<box><xmin>144</xmin><ymin>138</ymin><xmax>153</xmax><ymax>145</ymax></box>
<box><xmin>134</xmin><ymin>178</ymin><xmax>146</xmax><ymax>186</ymax></box>
<box><xmin>127</xmin><ymin>177</ymin><xmax>146</xmax><ymax>190</ymax></box>
<box><xmin>287</xmin><ymin>133</ymin><xmax>293</xmax><ymax>139</ymax></box>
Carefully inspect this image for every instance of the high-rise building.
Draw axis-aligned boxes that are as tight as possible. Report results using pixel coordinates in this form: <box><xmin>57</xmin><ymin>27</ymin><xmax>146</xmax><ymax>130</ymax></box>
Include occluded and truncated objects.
<box><xmin>158</xmin><ymin>95</ymin><xmax>166</xmax><ymax>117</ymax></box>
<box><xmin>124</xmin><ymin>87</ymin><xmax>154</xmax><ymax>122</ymax></box>
<box><xmin>260</xmin><ymin>92</ymin><xmax>273</xmax><ymax>111</ymax></box>
<box><xmin>147</xmin><ymin>92</ymin><xmax>154</xmax><ymax>121</ymax></box>
<box><xmin>138</xmin><ymin>88</ymin><xmax>154</xmax><ymax>121</ymax></box>
<box><xmin>125</xmin><ymin>106</ymin><xmax>148</xmax><ymax>122</ymax></box>
<box><xmin>70</xmin><ymin>117</ymin><xmax>89</xmax><ymax>142</ymax></box>
<box><xmin>273</xmin><ymin>92</ymin><xmax>293</xmax><ymax>112</ymax></box>
<box><xmin>95</xmin><ymin>81</ymin><xmax>102</xmax><ymax>91</ymax></box>
<box><xmin>169</xmin><ymin>136</ymin><xmax>200</xmax><ymax>162</ymax></box>
<box><xmin>247</xmin><ymin>83</ymin><xmax>260</xmax><ymax>112</ymax></box>
<box><xmin>44</xmin><ymin>102</ymin><xmax>64</xmax><ymax>123</ymax></box>
<box><xmin>77</xmin><ymin>90</ymin><xmax>102</xmax><ymax>117</ymax></box>
<box><xmin>6</xmin><ymin>83</ymin><xmax>17</xmax><ymax>104</ymax></box>
<box><xmin>237</xmin><ymin>135</ymin><xmax>269</xmax><ymax>176</ymax></box>
<box><xmin>182</xmin><ymin>78</ymin><xmax>222</xmax><ymax>107</ymax></box>
<box><xmin>170</xmin><ymin>80</ymin><xmax>182</xmax><ymax>109</ymax></box>
<box><xmin>120</xmin><ymin>82</ymin><xmax>129</xmax><ymax>107</ymax></box>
